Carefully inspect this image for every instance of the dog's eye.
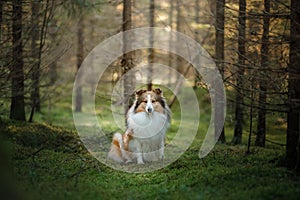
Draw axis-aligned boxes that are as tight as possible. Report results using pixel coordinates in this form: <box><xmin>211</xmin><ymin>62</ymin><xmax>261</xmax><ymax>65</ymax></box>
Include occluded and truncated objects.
<box><xmin>152</xmin><ymin>100</ymin><xmax>156</xmax><ymax>103</ymax></box>
<box><xmin>142</xmin><ymin>101</ymin><xmax>147</xmax><ymax>103</ymax></box>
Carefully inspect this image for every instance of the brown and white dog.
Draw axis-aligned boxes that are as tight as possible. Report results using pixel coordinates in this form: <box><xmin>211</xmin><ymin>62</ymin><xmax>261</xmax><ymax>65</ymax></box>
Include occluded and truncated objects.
<box><xmin>107</xmin><ymin>88</ymin><xmax>171</xmax><ymax>164</ymax></box>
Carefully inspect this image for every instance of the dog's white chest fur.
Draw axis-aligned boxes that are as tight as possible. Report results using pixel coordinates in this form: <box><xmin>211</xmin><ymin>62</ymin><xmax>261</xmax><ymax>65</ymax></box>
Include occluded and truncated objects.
<box><xmin>127</xmin><ymin>111</ymin><xmax>168</xmax><ymax>139</ymax></box>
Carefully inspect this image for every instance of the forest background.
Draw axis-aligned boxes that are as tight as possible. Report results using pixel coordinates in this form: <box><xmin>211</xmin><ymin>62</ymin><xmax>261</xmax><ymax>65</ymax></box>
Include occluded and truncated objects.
<box><xmin>0</xmin><ymin>0</ymin><xmax>300</xmax><ymax>199</ymax></box>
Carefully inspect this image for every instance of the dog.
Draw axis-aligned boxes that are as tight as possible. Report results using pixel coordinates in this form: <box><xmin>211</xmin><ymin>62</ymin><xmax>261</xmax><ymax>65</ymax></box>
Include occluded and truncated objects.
<box><xmin>107</xmin><ymin>88</ymin><xmax>171</xmax><ymax>164</ymax></box>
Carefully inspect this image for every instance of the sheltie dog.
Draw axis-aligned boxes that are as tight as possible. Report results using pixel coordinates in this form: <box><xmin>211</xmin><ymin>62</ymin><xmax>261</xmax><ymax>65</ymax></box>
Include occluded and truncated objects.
<box><xmin>107</xmin><ymin>88</ymin><xmax>171</xmax><ymax>164</ymax></box>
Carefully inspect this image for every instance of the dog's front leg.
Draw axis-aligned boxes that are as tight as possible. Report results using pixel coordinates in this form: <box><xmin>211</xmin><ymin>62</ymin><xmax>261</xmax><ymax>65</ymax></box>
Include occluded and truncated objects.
<box><xmin>159</xmin><ymin>139</ymin><xmax>165</xmax><ymax>160</ymax></box>
<box><xmin>136</xmin><ymin>142</ymin><xmax>144</xmax><ymax>164</ymax></box>
<box><xmin>137</xmin><ymin>154</ymin><xmax>144</xmax><ymax>164</ymax></box>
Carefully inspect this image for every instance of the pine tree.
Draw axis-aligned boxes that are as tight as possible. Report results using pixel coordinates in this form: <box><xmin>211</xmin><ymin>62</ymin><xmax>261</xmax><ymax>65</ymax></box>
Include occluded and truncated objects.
<box><xmin>10</xmin><ymin>0</ymin><xmax>25</xmax><ymax>121</ymax></box>
<box><xmin>286</xmin><ymin>0</ymin><xmax>300</xmax><ymax>171</ymax></box>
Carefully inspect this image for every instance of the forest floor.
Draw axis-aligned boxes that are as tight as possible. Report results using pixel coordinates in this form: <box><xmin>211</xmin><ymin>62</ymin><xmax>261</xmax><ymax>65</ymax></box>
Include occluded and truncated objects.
<box><xmin>1</xmin><ymin>119</ymin><xmax>300</xmax><ymax>200</ymax></box>
<box><xmin>0</xmin><ymin>86</ymin><xmax>298</xmax><ymax>199</ymax></box>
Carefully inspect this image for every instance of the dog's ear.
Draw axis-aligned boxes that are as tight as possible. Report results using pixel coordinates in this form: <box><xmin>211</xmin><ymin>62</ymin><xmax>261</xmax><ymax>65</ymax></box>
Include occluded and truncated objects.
<box><xmin>135</xmin><ymin>89</ymin><xmax>146</xmax><ymax>97</ymax></box>
<box><xmin>153</xmin><ymin>88</ymin><xmax>162</xmax><ymax>96</ymax></box>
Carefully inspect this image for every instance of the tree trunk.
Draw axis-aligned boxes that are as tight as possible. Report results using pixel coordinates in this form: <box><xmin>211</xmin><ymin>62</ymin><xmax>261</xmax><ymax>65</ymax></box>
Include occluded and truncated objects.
<box><xmin>176</xmin><ymin>0</ymin><xmax>181</xmax><ymax>32</ymax></box>
<box><xmin>48</xmin><ymin>19</ymin><xmax>58</xmax><ymax>85</ymax></box>
<box><xmin>175</xmin><ymin>0</ymin><xmax>182</xmax><ymax>78</ymax></box>
<box><xmin>215</xmin><ymin>0</ymin><xmax>226</xmax><ymax>143</ymax></box>
<box><xmin>0</xmin><ymin>2</ymin><xmax>2</xmax><ymax>123</ymax></box>
<box><xmin>75</xmin><ymin>16</ymin><xmax>84</xmax><ymax>112</ymax></box>
<box><xmin>29</xmin><ymin>0</ymin><xmax>41</xmax><ymax>122</ymax></box>
<box><xmin>232</xmin><ymin>0</ymin><xmax>246</xmax><ymax>145</ymax></box>
<box><xmin>255</xmin><ymin>0</ymin><xmax>270</xmax><ymax>147</ymax></box>
<box><xmin>0</xmin><ymin>1</ymin><xmax>2</xmax><ymax>42</ymax></box>
<box><xmin>286</xmin><ymin>0</ymin><xmax>300</xmax><ymax>171</ymax></box>
<box><xmin>10</xmin><ymin>0</ymin><xmax>25</xmax><ymax>121</ymax></box>
<box><xmin>195</xmin><ymin>0</ymin><xmax>200</xmax><ymax>24</ymax></box>
<box><xmin>168</xmin><ymin>0</ymin><xmax>174</xmax><ymax>87</ymax></box>
<box><xmin>122</xmin><ymin>0</ymin><xmax>134</xmax><ymax>116</ymax></box>
<box><xmin>193</xmin><ymin>0</ymin><xmax>201</xmax><ymax>90</ymax></box>
<box><xmin>147</xmin><ymin>0</ymin><xmax>155</xmax><ymax>91</ymax></box>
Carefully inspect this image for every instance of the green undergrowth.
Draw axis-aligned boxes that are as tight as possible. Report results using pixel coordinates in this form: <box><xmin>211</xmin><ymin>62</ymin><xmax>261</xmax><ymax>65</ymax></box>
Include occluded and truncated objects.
<box><xmin>0</xmin><ymin>120</ymin><xmax>299</xmax><ymax>200</ymax></box>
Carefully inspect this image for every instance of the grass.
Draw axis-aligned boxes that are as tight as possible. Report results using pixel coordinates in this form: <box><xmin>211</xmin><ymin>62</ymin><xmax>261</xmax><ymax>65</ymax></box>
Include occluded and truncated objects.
<box><xmin>0</xmin><ymin>120</ymin><xmax>299</xmax><ymax>200</ymax></box>
<box><xmin>0</xmin><ymin>85</ymin><xmax>298</xmax><ymax>199</ymax></box>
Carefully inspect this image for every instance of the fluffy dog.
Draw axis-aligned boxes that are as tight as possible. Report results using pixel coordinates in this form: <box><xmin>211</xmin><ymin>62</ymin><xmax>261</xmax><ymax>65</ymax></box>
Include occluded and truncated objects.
<box><xmin>107</xmin><ymin>88</ymin><xmax>171</xmax><ymax>164</ymax></box>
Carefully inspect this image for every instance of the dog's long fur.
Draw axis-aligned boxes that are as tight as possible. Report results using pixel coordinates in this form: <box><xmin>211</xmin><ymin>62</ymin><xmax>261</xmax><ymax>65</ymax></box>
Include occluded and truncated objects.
<box><xmin>107</xmin><ymin>88</ymin><xmax>171</xmax><ymax>164</ymax></box>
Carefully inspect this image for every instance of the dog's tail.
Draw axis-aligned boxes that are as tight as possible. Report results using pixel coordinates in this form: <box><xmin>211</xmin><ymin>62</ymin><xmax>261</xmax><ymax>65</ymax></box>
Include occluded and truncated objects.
<box><xmin>107</xmin><ymin>132</ymin><xmax>124</xmax><ymax>163</ymax></box>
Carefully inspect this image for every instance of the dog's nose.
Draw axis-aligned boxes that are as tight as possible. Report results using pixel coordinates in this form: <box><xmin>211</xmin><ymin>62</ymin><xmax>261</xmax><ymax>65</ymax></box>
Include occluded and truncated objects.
<box><xmin>147</xmin><ymin>107</ymin><xmax>153</xmax><ymax>113</ymax></box>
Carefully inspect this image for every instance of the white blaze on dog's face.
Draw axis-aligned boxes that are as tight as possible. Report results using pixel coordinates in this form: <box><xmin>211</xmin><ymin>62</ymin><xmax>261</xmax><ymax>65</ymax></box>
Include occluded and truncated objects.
<box><xmin>146</xmin><ymin>94</ymin><xmax>154</xmax><ymax>114</ymax></box>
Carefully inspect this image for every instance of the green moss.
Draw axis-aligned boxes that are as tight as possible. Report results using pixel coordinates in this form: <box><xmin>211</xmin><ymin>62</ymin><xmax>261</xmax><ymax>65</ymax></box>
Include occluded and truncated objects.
<box><xmin>0</xmin><ymin>119</ymin><xmax>299</xmax><ymax>200</ymax></box>
<box><xmin>0</xmin><ymin>86</ymin><xmax>297</xmax><ymax>199</ymax></box>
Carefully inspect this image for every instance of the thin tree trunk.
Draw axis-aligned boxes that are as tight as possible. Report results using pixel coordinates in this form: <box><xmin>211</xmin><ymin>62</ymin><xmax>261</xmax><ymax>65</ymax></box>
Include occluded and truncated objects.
<box><xmin>286</xmin><ymin>0</ymin><xmax>300</xmax><ymax>171</ymax></box>
<box><xmin>0</xmin><ymin>2</ymin><xmax>2</xmax><ymax>109</ymax></box>
<box><xmin>215</xmin><ymin>0</ymin><xmax>226</xmax><ymax>143</ymax></box>
<box><xmin>193</xmin><ymin>0</ymin><xmax>201</xmax><ymax>90</ymax></box>
<box><xmin>232</xmin><ymin>0</ymin><xmax>246</xmax><ymax>145</ymax></box>
<box><xmin>122</xmin><ymin>0</ymin><xmax>134</xmax><ymax>116</ymax></box>
<box><xmin>195</xmin><ymin>0</ymin><xmax>200</xmax><ymax>24</ymax></box>
<box><xmin>175</xmin><ymin>0</ymin><xmax>182</xmax><ymax>78</ymax></box>
<box><xmin>247</xmin><ymin>79</ymin><xmax>254</xmax><ymax>154</ymax></box>
<box><xmin>75</xmin><ymin>16</ymin><xmax>84</xmax><ymax>112</ymax></box>
<box><xmin>29</xmin><ymin>0</ymin><xmax>41</xmax><ymax>122</ymax></box>
<box><xmin>255</xmin><ymin>0</ymin><xmax>270</xmax><ymax>147</ymax></box>
<box><xmin>147</xmin><ymin>0</ymin><xmax>155</xmax><ymax>91</ymax></box>
<box><xmin>0</xmin><ymin>1</ymin><xmax>2</xmax><ymax>42</ymax></box>
<box><xmin>176</xmin><ymin>0</ymin><xmax>181</xmax><ymax>32</ymax></box>
<box><xmin>10</xmin><ymin>0</ymin><xmax>25</xmax><ymax>121</ymax></box>
<box><xmin>48</xmin><ymin>18</ymin><xmax>58</xmax><ymax>85</ymax></box>
<box><xmin>168</xmin><ymin>0</ymin><xmax>174</xmax><ymax>87</ymax></box>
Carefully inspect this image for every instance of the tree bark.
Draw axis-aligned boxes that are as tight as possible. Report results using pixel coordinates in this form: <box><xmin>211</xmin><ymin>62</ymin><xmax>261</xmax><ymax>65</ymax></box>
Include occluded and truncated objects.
<box><xmin>10</xmin><ymin>0</ymin><xmax>25</xmax><ymax>121</ymax></box>
<box><xmin>176</xmin><ymin>0</ymin><xmax>181</xmax><ymax>32</ymax></box>
<box><xmin>168</xmin><ymin>0</ymin><xmax>174</xmax><ymax>87</ymax></box>
<box><xmin>0</xmin><ymin>1</ymin><xmax>2</xmax><ymax>42</ymax></box>
<box><xmin>193</xmin><ymin>0</ymin><xmax>201</xmax><ymax>90</ymax></box>
<box><xmin>30</xmin><ymin>0</ymin><xmax>41</xmax><ymax>121</ymax></box>
<box><xmin>215</xmin><ymin>0</ymin><xmax>226</xmax><ymax>143</ymax></box>
<box><xmin>48</xmin><ymin>18</ymin><xmax>58</xmax><ymax>85</ymax></box>
<box><xmin>286</xmin><ymin>0</ymin><xmax>300</xmax><ymax>171</ymax></box>
<box><xmin>122</xmin><ymin>0</ymin><xmax>134</xmax><ymax>115</ymax></box>
<box><xmin>147</xmin><ymin>0</ymin><xmax>155</xmax><ymax>91</ymax></box>
<box><xmin>75</xmin><ymin>16</ymin><xmax>84</xmax><ymax>112</ymax></box>
<box><xmin>232</xmin><ymin>0</ymin><xmax>246</xmax><ymax>145</ymax></box>
<box><xmin>175</xmin><ymin>0</ymin><xmax>182</xmax><ymax>79</ymax></box>
<box><xmin>255</xmin><ymin>0</ymin><xmax>270</xmax><ymax>147</ymax></box>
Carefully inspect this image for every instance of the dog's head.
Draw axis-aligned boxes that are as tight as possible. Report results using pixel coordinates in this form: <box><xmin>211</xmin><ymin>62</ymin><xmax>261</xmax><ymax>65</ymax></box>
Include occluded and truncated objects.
<box><xmin>134</xmin><ymin>88</ymin><xmax>166</xmax><ymax>114</ymax></box>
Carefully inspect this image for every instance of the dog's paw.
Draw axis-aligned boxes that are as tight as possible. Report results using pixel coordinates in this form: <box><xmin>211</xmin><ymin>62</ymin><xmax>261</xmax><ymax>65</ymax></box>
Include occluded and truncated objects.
<box><xmin>125</xmin><ymin>159</ymin><xmax>134</xmax><ymax>164</ymax></box>
<box><xmin>137</xmin><ymin>158</ymin><xmax>145</xmax><ymax>164</ymax></box>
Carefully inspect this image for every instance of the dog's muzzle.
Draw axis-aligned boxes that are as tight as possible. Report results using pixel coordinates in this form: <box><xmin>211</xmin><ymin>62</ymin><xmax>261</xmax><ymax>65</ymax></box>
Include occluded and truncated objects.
<box><xmin>146</xmin><ymin>106</ymin><xmax>153</xmax><ymax>114</ymax></box>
